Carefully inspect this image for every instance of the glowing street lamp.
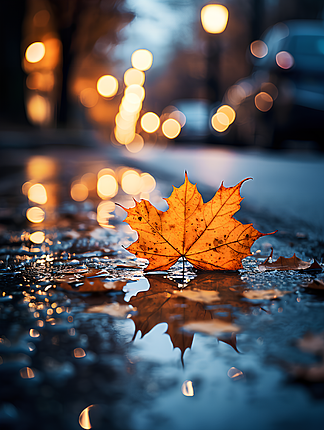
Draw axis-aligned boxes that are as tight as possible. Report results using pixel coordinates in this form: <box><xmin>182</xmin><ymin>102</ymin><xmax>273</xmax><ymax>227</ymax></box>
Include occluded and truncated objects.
<box><xmin>200</xmin><ymin>4</ymin><xmax>229</xmax><ymax>102</ymax></box>
<box><xmin>201</xmin><ymin>4</ymin><xmax>228</xmax><ymax>34</ymax></box>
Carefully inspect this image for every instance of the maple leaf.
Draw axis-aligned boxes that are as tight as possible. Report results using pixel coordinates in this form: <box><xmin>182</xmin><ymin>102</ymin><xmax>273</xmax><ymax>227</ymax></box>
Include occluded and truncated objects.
<box><xmin>259</xmin><ymin>249</ymin><xmax>323</xmax><ymax>272</ymax></box>
<box><xmin>121</xmin><ymin>173</ymin><xmax>268</xmax><ymax>271</ymax></box>
<box><xmin>129</xmin><ymin>272</ymin><xmax>259</xmax><ymax>357</ymax></box>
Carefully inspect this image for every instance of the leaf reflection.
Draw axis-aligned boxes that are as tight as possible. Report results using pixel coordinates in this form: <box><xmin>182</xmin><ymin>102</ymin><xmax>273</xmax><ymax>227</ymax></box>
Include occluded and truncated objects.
<box><xmin>129</xmin><ymin>272</ymin><xmax>261</xmax><ymax>358</ymax></box>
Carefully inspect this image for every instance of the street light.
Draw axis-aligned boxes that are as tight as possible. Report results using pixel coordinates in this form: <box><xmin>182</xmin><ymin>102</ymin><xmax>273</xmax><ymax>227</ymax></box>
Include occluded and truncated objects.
<box><xmin>201</xmin><ymin>4</ymin><xmax>228</xmax><ymax>34</ymax></box>
<box><xmin>200</xmin><ymin>4</ymin><xmax>229</xmax><ymax>103</ymax></box>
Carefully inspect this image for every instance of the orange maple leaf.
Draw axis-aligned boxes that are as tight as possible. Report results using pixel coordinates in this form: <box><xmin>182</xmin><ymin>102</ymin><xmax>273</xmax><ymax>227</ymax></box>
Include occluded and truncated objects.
<box><xmin>121</xmin><ymin>173</ymin><xmax>269</xmax><ymax>271</ymax></box>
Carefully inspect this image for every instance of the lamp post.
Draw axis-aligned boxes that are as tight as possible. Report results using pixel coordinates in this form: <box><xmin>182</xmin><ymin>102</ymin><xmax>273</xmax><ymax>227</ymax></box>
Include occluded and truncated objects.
<box><xmin>200</xmin><ymin>4</ymin><xmax>229</xmax><ymax>102</ymax></box>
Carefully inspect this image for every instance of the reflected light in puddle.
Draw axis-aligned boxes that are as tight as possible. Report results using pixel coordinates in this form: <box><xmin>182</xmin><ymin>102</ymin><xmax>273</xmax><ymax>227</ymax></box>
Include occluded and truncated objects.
<box><xmin>29</xmin><ymin>231</ymin><xmax>45</xmax><ymax>244</ymax></box>
<box><xmin>131</xmin><ymin>49</ymin><xmax>153</xmax><ymax>71</ymax></box>
<box><xmin>126</xmin><ymin>134</ymin><xmax>144</xmax><ymax>153</ymax></box>
<box><xmin>27</xmin><ymin>156</ymin><xmax>57</xmax><ymax>181</ymax></box>
<box><xmin>79</xmin><ymin>405</ymin><xmax>94</xmax><ymax>429</ymax></box>
<box><xmin>140</xmin><ymin>173</ymin><xmax>156</xmax><ymax>193</ymax></box>
<box><xmin>97</xmin><ymin>75</ymin><xmax>118</xmax><ymax>98</ymax></box>
<box><xmin>28</xmin><ymin>183</ymin><xmax>47</xmax><ymax>204</ymax></box>
<box><xmin>25</xmin><ymin>42</ymin><xmax>45</xmax><ymax>63</ymax></box>
<box><xmin>97</xmin><ymin>201</ymin><xmax>115</xmax><ymax>229</ymax></box>
<box><xmin>201</xmin><ymin>4</ymin><xmax>228</xmax><ymax>34</ymax></box>
<box><xmin>276</xmin><ymin>51</ymin><xmax>294</xmax><ymax>69</ymax></box>
<box><xmin>162</xmin><ymin>118</ymin><xmax>181</xmax><ymax>139</ymax></box>
<box><xmin>250</xmin><ymin>40</ymin><xmax>268</xmax><ymax>58</ymax></box>
<box><xmin>211</xmin><ymin>112</ymin><xmax>229</xmax><ymax>132</ymax></box>
<box><xmin>71</xmin><ymin>182</ymin><xmax>89</xmax><ymax>201</ymax></box>
<box><xmin>97</xmin><ymin>174</ymin><xmax>118</xmax><ymax>199</ymax></box>
<box><xmin>80</xmin><ymin>88</ymin><xmax>98</xmax><ymax>108</ymax></box>
<box><xmin>182</xmin><ymin>380</ymin><xmax>194</xmax><ymax>396</ymax></box>
<box><xmin>26</xmin><ymin>207</ymin><xmax>45</xmax><ymax>223</ymax></box>
<box><xmin>121</xmin><ymin>170</ymin><xmax>141</xmax><ymax>194</ymax></box>
<box><xmin>227</xmin><ymin>367</ymin><xmax>244</xmax><ymax>380</ymax></box>
<box><xmin>29</xmin><ymin>329</ymin><xmax>40</xmax><ymax>338</ymax></box>
<box><xmin>255</xmin><ymin>92</ymin><xmax>273</xmax><ymax>112</ymax></box>
<box><xmin>74</xmin><ymin>348</ymin><xmax>86</xmax><ymax>358</ymax></box>
<box><xmin>20</xmin><ymin>367</ymin><xmax>35</xmax><ymax>379</ymax></box>
<box><xmin>124</xmin><ymin>68</ymin><xmax>145</xmax><ymax>86</ymax></box>
<box><xmin>141</xmin><ymin>112</ymin><xmax>160</xmax><ymax>133</ymax></box>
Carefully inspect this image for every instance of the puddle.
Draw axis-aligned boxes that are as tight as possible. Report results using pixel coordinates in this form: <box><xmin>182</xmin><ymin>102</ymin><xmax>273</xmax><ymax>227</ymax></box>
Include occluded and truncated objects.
<box><xmin>1</xmin><ymin>153</ymin><xmax>324</xmax><ymax>429</ymax></box>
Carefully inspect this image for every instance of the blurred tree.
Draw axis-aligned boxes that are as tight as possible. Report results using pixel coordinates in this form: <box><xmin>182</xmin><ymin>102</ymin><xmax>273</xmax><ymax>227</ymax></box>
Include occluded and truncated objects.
<box><xmin>46</xmin><ymin>0</ymin><xmax>134</xmax><ymax>126</ymax></box>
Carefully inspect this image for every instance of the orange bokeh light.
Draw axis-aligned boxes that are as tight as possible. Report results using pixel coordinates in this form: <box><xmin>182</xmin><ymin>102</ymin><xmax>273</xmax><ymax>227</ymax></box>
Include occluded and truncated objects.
<box><xmin>254</xmin><ymin>92</ymin><xmax>273</xmax><ymax>112</ymax></box>
<box><xmin>25</xmin><ymin>42</ymin><xmax>45</xmax><ymax>63</ymax></box>
<box><xmin>97</xmin><ymin>75</ymin><xmax>118</xmax><ymax>97</ymax></box>
<box><xmin>162</xmin><ymin>118</ymin><xmax>181</xmax><ymax>139</ymax></box>
<box><xmin>140</xmin><ymin>112</ymin><xmax>160</xmax><ymax>133</ymax></box>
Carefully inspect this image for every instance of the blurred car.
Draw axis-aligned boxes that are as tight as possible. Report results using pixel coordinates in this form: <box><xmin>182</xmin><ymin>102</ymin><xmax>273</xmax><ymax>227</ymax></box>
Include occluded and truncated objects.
<box><xmin>227</xmin><ymin>20</ymin><xmax>324</xmax><ymax>148</ymax></box>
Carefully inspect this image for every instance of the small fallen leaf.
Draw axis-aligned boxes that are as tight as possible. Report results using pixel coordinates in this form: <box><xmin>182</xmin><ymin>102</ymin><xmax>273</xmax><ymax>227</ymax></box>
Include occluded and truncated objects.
<box><xmin>120</xmin><ymin>173</ymin><xmax>270</xmax><ymax>271</ymax></box>
<box><xmin>242</xmin><ymin>289</ymin><xmax>290</xmax><ymax>300</ymax></box>
<box><xmin>304</xmin><ymin>279</ymin><xmax>324</xmax><ymax>290</ymax></box>
<box><xmin>86</xmin><ymin>303</ymin><xmax>136</xmax><ymax>318</ymax></box>
<box><xmin>259</xmin><ymin>249</ymin><xmax>321</xmax><ymax>272</ymax></box>
<box><xmin>182</xmin><ymin>319</ymin><xmax>240</xmax><ymax>337</ymax></box>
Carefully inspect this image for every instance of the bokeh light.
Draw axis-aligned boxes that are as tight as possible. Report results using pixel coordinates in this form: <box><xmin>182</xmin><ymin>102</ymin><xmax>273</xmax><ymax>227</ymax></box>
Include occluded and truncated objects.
<box><xmin>33</xmin><ymin>10</ymin><xmax>50</xmax><ymax>27</ymax></box>
<box><xmin>25</xmin><ymin>42</ymin><xmax>45</xmax><ymax>63</ymax></box>
<box><xmin>28</xmin><ymin>183</ymin><xmax>47</xmax><ymax>204</ymax></box>
<box><xmin>169</xmin><ymin>109</ymin><xmax>186</xmax><ymax>127</ymax></box>
<box><xmin>27</xmin><ymin>156</ymin><xmax>57</xmax><ymax>181</ymax></box>
<box><xmin>26</xmin><ymin>72</ymin><xmax>54</xmax><ymax>91</ymax></box>
<box><xmin>182</xmin><ymin>380</ymin><xmax>194</xmax><ymax>396</ymax></box>
<box><xmin>140</xmin><ymin>173</ymin><xmax>156</xmax><ymax>193</ymax></box>
<box><xmin>140</xmin><ymin>112</ymin><xmax>160</xmax><ymax>133</ymax></box>
<box><xmin>125</xmin><ymin>84</ymin><xmax>145</xmax><ymax>101</ymax></box>
<box><xmin>126</xmin><ymin>134</ymin><xmax>144</xmax><ymax>153</ymax></box>
<box><xmin>124</xmin><ymin>68</ymin><xmax>145</xmax><ymax>86</ymax></box>
<box><xmin>26</xmin><ymin>95</ymin><xmax>51</xmax><ymax>126</ymax></box>
<box><xmin>250</xmin><ymin>40</ymin><xmax>268</xmax><ymax>58</ymax></box>
<box><xmin>97</xmin><ymin>201</ymin><xmax>115</xmax><ymax>229</ymax></box>
<box><xmin>217</xmin><ymin>105</ymin><xmax>236</xmax><ymax>125</ymax></box>
<box><xmin>201</xmin><ymin>4</ymin><xmax>229</xmax><ymax>34</ymax></box>
<box><xmin>29</xmin><ymin>231</ymin><xmax>45</xmax><ymax>244</ymax></box>
<box><xmin>97</xmin><ymin>75</ymin><xmax>118</xmax><ymax>97</ymax></box>
<box><xmin>131</xmin><ymin>49</ymin><xmax>153</xmax><ymax>71</ymax></box>
<box><xmin>79</xmin><ymin>405</ymin><xmax>94</xmax><ymax>430</ymax></box>
<box><xmin>276</xmin><ymin>51</ymin><xmax>294</xmax><ymax>69</ymax></box>
<box><xmin>255</xmin><ymin>92</ymin><xmax>273</xmax><ymax>112</ymax></box>
<box><xmin>26</xmin><ymin>207</ymin><xmax>45</xmax><ymax>223</ymax></box>
<box><xmin>80</xmin><ymin>88</ymin><xmax>98</xmax><ymax>108</ymax></box>
<box><xmin>121</xmin><ymin>170</ymin><xmax>141</xmax><ymax>195</ymax></box>
<box><xmin>162</xmin><ymin>118</ymin><xmax>181</xmax><ymax>139</ymax></box>
<box><xmin>71</xmin><ymin>182</ymin><xmax>89</xmax><ymax>201</ymax></box>
<box><xmin>97</xmin><ymin>174</ymin><xmax>118</xmax><ymax>199</ymax></box>
<box><xmin>211</xmin><ymin>112</ymin><xmax>229</xmax><ymax>132</ymax></box>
